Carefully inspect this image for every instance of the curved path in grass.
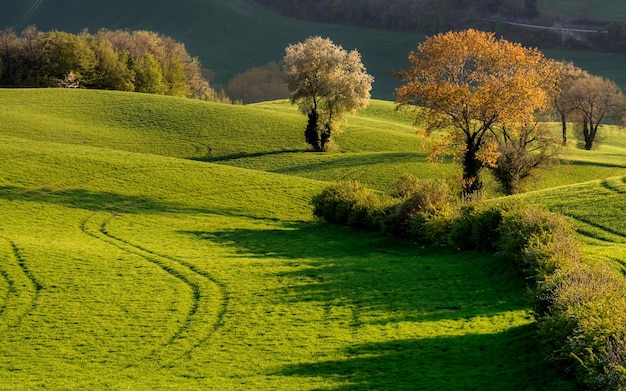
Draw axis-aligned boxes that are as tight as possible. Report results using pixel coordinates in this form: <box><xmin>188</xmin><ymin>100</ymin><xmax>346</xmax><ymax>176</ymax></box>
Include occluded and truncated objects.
<box><xmin>0</xmin><ymin>238</ymin><xmax>42</xmax><ymax>331</ymax></box>
<box><xmin>80</xmin><ymin>211</ymin><xmax>229</xmax><ymax>363</ymax></box>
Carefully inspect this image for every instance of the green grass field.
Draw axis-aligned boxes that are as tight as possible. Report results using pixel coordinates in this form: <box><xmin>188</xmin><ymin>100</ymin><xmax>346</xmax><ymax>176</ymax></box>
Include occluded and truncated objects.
<box><xmin>2</xmin><ymin>0</ymin><xmax>626</xmax><ymax>100</ymax></box>
<box><xmin>0</xmin><ymin>88</ymin><xmax>624</xmax><ymax>389</ymax></box>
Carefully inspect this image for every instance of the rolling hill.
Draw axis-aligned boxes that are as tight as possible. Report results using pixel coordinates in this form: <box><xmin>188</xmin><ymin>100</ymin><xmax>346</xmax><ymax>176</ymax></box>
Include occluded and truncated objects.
<box><xmin>0</xmin><ymin>88</ymin><xmax>624</xmax><ymax>389</ymax></box>
<box><xmin>1</xmin><ymin>0</ymin><xmax>626</xmax><ymax>99</ymax></box>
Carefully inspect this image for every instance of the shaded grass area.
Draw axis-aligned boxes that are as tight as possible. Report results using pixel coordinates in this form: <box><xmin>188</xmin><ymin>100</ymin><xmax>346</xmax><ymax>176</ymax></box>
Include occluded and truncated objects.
<box><xmin>275</xmin><ymin>325</ymin><xmax>556</xmax><ymax>390</ymax></box>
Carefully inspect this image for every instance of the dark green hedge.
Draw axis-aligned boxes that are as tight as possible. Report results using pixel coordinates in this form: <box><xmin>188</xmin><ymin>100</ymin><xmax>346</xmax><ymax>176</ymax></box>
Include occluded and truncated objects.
<box><xmin>312</xmin><ymin>179</ymin><xmax>626</xmax><ymax>390</ymax></box>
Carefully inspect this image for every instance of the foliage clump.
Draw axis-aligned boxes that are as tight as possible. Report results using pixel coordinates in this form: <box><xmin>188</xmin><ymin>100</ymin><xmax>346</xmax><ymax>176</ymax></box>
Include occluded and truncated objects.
<box><xmin>0</xmin><ymin>26</ymin><xmax>224</xmax><ymax>101</ymax></box>
<box><xmin>312</xmin><ymin>178</ymin><xmax>626</xmax><ymax>390</ymax></box>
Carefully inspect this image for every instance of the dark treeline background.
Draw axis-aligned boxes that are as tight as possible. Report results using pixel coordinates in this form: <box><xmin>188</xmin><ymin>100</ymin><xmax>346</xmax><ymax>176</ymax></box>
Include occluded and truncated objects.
<box><xmin>253</xmin><ymin>0</ymin><xmax>626</xmax><ymax>52</ymax></box>
<box><xmin>0</xmin><ymin>27</ymin><xmax>225</xmax><ymax>101</ymax></box>
<box><xmin>253</xmin><ymin>0</ymin><xmax>538</xmax><ymax>32</ymax></box>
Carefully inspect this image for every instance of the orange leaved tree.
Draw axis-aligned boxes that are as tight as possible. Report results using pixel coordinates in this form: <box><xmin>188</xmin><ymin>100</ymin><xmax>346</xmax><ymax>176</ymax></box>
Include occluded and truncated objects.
<box><xmin>395</xmin><ymin>29</ymin><xmax>559</xmax><ymax>198</ymax></box>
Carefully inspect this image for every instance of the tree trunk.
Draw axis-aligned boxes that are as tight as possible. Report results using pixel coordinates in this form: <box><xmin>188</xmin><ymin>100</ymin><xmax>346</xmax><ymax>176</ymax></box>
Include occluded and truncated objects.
<box><xmin>586</xmin><ymin>121</ymin><xmax>599</xmax><ymax>150</ymax></box>
<box><xmin>320</xmin><ymin>123</ymin><xmax>331</xmax><ymax>151</ymax></box>
<box><xmin>582</xmin><ymin>116</ymin><xmax>593</xmax><ymax>150</ymax></box>
<box><xmin>462</xmin><ymin>142</ymin><xmax>483</xmax><ymax>200</ymax></box>
<box><xmin>305</xmin><ymin>109</ymin><xmax>321</xmax><ymax>151</ymax></box>
<box><xmin>561</xmin><ymin>113</ymin><xmax>567</xmax><ymax>146</ymax></box>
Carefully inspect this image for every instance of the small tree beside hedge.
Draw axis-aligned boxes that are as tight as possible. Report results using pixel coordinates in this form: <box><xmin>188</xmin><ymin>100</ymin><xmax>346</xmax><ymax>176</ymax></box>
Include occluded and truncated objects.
<box><xmin>311</xmin><ymin>178</ymin><xmax>626</xmax><ymax>390</ymax></box>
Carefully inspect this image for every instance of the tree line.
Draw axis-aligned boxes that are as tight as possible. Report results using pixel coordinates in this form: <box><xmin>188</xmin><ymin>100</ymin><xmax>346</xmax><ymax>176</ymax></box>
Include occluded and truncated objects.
<box><xmin>0</xmin><ymin>26</ymin><xmax>225</xmax><ymax>101</ymax></box>
<box><xmin>254</xmin><ymin>0</ymin><xmax>626</xmax><ymax>52</ymax></box>
<box><xmin>253</xmin><ymin>0</ymin><xmax>538</xmax><ymax>33</ymax></box>
<box><xmin>283</xmin><ymin>32</ymin><xmax>624</xmax><ymax>197</ymax></box>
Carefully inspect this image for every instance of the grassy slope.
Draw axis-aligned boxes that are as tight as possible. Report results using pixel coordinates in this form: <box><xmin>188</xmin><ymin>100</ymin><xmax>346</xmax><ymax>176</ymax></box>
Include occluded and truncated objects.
<box><xmin>1</xmin><ymin>89</ymin><xmax>623</xmax><ymax>192</ymax></box>
<box><xmin>0</xmin><ymin>89</ymin><xmax>606</xmax><ymax>389</ymax></box>
<box><xmin>1</xmin><ymin>0</ymin><xmax>626</xmax><ymax>99</ymax></box>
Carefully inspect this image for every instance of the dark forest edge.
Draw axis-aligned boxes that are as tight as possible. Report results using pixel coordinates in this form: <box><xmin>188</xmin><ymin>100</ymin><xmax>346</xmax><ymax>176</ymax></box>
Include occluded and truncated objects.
<box><xmin>0</xmin><ymin>26</ymin><xmax>229</xmax><ymax>102</ymax></box>
<box><xmin>312</xmin><ymin>178</ymin><xmax>626</xmax><ymax>390</ymax></box>
<box><xmin>253</xmin><ymin>0</ymin><xmax>626</xmax><ymax>53</ymax></box>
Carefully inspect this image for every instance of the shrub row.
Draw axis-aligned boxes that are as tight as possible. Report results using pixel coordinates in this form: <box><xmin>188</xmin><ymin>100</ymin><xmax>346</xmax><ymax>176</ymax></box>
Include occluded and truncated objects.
<box><xmin>312</xmin><ymin>178</ymin><xmax>626</xmax><ymax>390</ymax></box>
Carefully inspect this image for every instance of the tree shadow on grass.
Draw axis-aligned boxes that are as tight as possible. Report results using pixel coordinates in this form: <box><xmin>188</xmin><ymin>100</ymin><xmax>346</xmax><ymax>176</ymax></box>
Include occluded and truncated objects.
<box><xmin>0</xmin><ymin>185</ymin><xmax>214</xmax><ymax>215</ymax></box>
<box><xmin>567</xmin><ymin>160</ymin><xmax>626</xmax><ymax>169</ymax></box>
<box><xmin>189</xmin><ymin>222</ymin><xmax>574</xmax><ymax>389</ymax></box>
<box><xmin>187</xmin><ymin>222</ymin><xmax>531</xmax><ymax>324</ymax></box>
<box><xmin>270</xmin><ymin>152</ymin><xmax>428</xmax><ymax>175</ymax></box>
<box><xmin>274</xmin><ymin>325</ymin><xmax>572</xmax><ymax>391</ymax></box>
<box><xmin>190</xmin><ymin>148</ymin><xmax>303</xmax><ymax>163</ymax></box>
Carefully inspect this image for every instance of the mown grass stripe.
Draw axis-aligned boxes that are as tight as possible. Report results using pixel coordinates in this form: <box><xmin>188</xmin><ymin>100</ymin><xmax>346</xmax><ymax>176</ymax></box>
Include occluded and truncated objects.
<box><xmin>80</xmin><ymin>211</ymin><xmax>228</xmax><ymax>364</ymax></box>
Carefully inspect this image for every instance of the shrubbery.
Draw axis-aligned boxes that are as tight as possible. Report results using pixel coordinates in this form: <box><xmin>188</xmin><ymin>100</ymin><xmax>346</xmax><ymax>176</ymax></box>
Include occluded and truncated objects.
<box><xmin>312</xmin><ymin>178</ymin><xmax>626</xmax><ymax>390</ymax></box>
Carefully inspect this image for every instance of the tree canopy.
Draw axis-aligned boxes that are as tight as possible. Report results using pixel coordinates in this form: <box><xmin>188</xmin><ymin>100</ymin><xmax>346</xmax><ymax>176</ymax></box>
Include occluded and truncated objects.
<box><xmin>0</xmin><ymin>26</ymin><xmax>223</xmax><ymax>101</ymax></box>
<box><xmin>283</xmin><ymin>36</ymin><xmax>373</xmax><ymax>151</ymax></box>
<box><xmin>395</xmin><ymin>29</ymin><xmax>559</xmax><ymax>197</ymax></box>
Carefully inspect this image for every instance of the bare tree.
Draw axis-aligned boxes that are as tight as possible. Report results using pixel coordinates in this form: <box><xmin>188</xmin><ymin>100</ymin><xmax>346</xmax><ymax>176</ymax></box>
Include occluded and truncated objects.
<box><xmin>489</xmin><ymin>122</ymin><xmax>562</xmax><ymax>194</ymax></box>
<box><xmin>568</xmin><ymin>75</ymin><xmax>625</xmax><ymax>150</ymax></box>
<box><xmin>553</xmin><ymin>61</ymin><xmax>589</xmax><ymax>146</ymax></box>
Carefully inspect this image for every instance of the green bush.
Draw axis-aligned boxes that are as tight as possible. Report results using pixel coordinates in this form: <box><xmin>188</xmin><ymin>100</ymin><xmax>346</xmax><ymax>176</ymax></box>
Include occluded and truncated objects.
<box><xmin>420</xmin><ymin>207</ymin><xmax>459</xmax><ymax>246</ymax></box>
<box><xmin>311</xmin><ymin>180</ymin><xmax>393</xmax><ymax>230</ymax></box>
<box><xmin>311</xmin><ymin>180</ymin><xmax>364</xmax><ymax>224</ymax></box>
<box><xmin>391</xmin><ymin>179</ymin><xmax>453</xmax><ymax>239</ymax></box>
<box><xmin>497</xmin><ymin>204</ymin><xmax>579</xmax><ymax>280</ymax></box>
<box><xmin>449</xmin><ymin>204</ymin><xmax>504</xmax><ymax>252</ymax></box>
<box><xmin>389</xmin><ymin>173</ymin><xmax>422</xmax><ymax>199</ymax></box>
<box><xmin>538</xmin><ymin>262</ymin><xmax>626</xmax><ymax>390</ymax></box>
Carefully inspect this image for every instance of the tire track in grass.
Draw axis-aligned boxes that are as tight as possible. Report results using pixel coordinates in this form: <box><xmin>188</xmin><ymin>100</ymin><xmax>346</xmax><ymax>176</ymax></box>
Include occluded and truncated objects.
<box><xmin>576</xmin><ymin>177</ymin><xmax>626</xmax><ymax>242</ymax></box>
<box><xmin>601</xmin><ymin>176</ymin><xmax>626</xmax><ymax>195</ymax></box>
<box><xmin>0</xmin><ymin>237</ymin><xmax>42</xmax><ymax>332</ymax></box>
<box><xmin>80</xmin><ymin>211</ymin><xmax>229</xmax><ymax>364</ymax></box>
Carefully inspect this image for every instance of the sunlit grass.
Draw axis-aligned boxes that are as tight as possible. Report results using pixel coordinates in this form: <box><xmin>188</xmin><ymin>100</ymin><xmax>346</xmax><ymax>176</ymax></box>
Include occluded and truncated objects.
<box><xmin>0</xmin><ymin>138</ymin><xmax>570</xmax><ymax>389</ymax></box>
<box><xmin>518</xmin><ymin>176</ymin><xmax>626</xmax><ymax>267</ymax></box>
<box><xmin>0</xmin><ymin>89</ymin><xmax>585</xmax><ymax>389</ymax></box>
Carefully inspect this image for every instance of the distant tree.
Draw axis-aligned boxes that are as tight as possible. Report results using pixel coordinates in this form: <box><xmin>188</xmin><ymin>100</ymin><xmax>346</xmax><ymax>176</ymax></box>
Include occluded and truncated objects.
<box><xmin>17</xmin><ymin>25</ymin><xmax>45</xmax><ymax>86</ymax></box>
<box><xmin>226</xmin><ymin>62</ymin><xmax>288</xmax><ymax>104</ymax></box>
<box><xmin>89</xmin><ymin>30</ymin><xmax>134</xmax><ymax>91</ymax></box>
<box><xmin>395</xmin><ymin>29</ymin><xmax>558</xmax><ymax>198</ymax></box>
<box><xmin>132</xmin><ymin>53</ymin><xmax>166</xmax><ymax>94</ymax></box>
<box><xmin>553</xmin><ymin>61</ymin><xmax>589</xmax><ymax>145</ymax></box>
<box><xmin>0</xmin><ymin>28</ymin><xmax>18</xmax><ymax>83</ymax></box>
<box><xmin>283</xmin><ymin>36</ymin><xmax>373</xmax><ymax>151</ymax></box>
<box><xmin>568</xmin><ymin>75</ymin><xmax>625</xmax><ymax>150</ymax></box>
<box><xmin>40</xmin><ymin>30</ymin><xmax>97</xmax><ymax>86</ymax></box>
